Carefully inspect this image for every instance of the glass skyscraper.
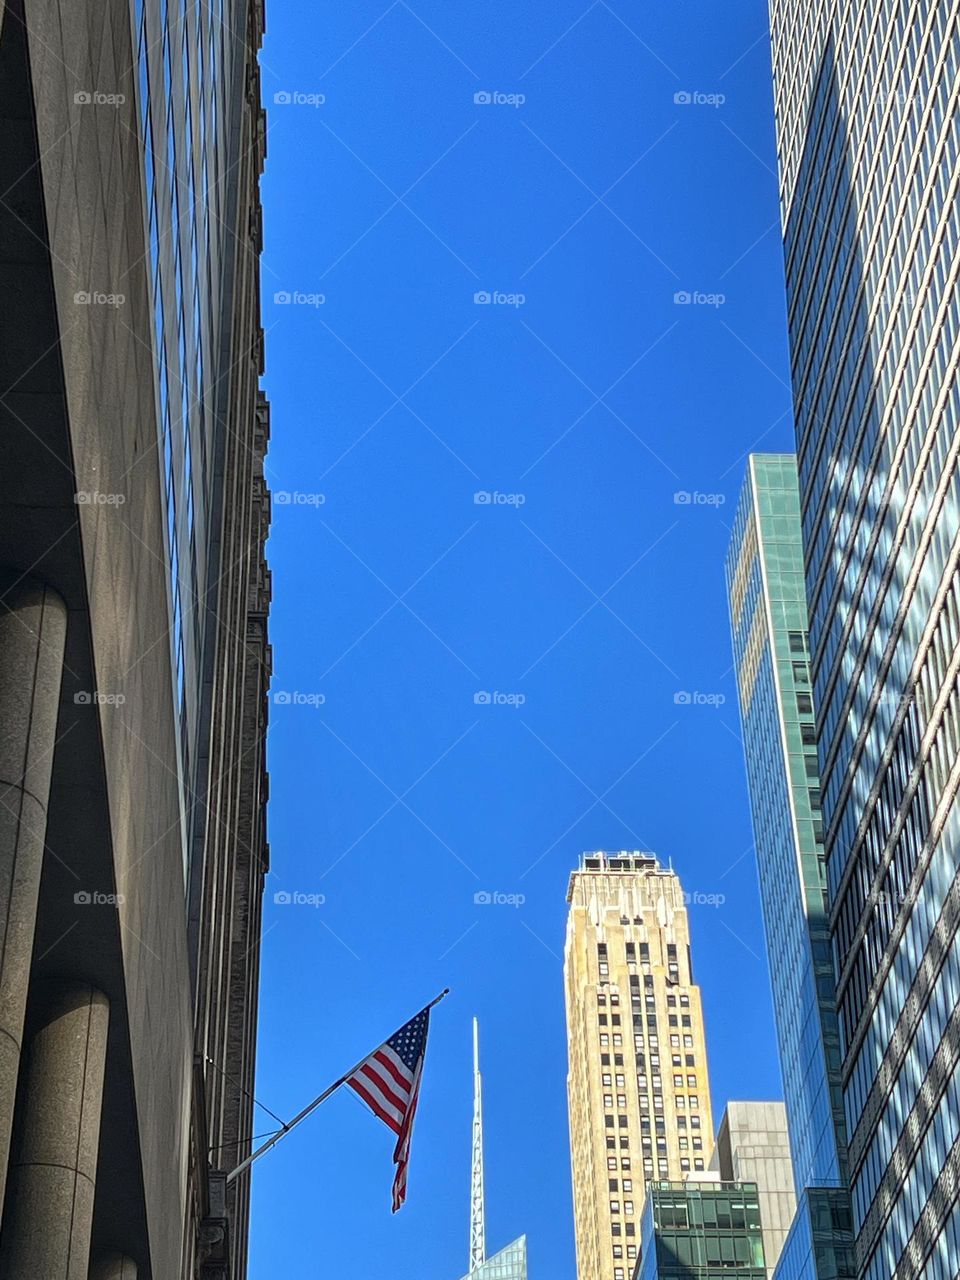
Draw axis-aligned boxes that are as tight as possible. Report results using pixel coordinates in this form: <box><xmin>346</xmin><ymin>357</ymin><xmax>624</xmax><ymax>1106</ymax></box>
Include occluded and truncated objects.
<box><xmin>635</xmin><ymin>1181</ymin><xmax>766</xmax><ymax>1280</ymax></box>
<box><xmin>0</xmin><ymin>0</ymin><xmax>269</xmax><ymax>1273</ymax></box>
<box><xmin>726</xmin><ymin>455</ymin><xmax>855</xmax><ymax>1280</ymax></box>
<box><xmin>460</xmin><ymin>1236</ymin><xmax>528</xmax><ymax>1280</ymax></box>
<box><xmin>768</xmin><ymin>3</ymin><xmax>960</xmax><ymax>1276</ymax></box>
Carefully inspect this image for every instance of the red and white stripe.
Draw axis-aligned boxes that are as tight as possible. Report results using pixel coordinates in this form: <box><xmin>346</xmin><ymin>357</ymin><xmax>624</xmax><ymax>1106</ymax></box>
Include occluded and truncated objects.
<box><xmin>347</xmin><ymin>1043</ymin><xmax>415</xmax><ymax>1135</ymax></box>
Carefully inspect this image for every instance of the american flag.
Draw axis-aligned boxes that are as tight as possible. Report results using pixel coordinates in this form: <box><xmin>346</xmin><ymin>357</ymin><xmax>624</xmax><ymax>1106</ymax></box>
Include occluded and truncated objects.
<box><xmin>346</xmin><ymin>1007</ymin><xmax>432</xmax><ymax>1211</ymax></box>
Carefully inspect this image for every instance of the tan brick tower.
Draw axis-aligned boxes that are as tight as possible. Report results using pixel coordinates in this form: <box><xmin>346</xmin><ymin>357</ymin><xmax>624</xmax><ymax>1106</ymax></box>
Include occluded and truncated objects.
<box><xmin>564</xmin><ymin>852</ymin><xmax>715</xmax><ymax>1280</ymax></box>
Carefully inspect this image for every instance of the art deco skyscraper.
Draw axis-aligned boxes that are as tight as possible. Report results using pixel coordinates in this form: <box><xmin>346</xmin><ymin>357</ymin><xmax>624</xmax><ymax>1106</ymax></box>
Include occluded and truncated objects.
<box><xmin>564</xmin><ymin>852</ymin><xmax>715</xmax><ymax>1280</ymax></box>
<box><xmin>0</xmin><ymin>0</ymin><xmax>269</xmax><ymax>1275</ymax></box>
<box><xmin>769</xmin><ymin>4</ymin><xmax>960</xmax><ymax>1277</ymax></box>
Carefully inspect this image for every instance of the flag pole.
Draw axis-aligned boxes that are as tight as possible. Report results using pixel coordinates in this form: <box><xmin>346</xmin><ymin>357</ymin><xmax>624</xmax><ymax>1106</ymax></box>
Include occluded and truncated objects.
<box><xmin>225</xmin><ymin>988</ymin><xmax>450</xmax><ymax>1184</ymax></box>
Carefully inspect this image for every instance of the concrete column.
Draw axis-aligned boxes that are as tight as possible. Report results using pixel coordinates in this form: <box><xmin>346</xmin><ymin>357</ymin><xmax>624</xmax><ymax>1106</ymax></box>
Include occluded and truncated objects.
<box><xmin>0</xmin><ymin>982</ymin><xmax>110</xmax><ymax>1279</ymax></box>
<box><xmin>0</xmin><ymin>573</ymin><xmax>67</xmax><ymax>1205</ymax></box>
<box><xmin>90</xmin><ymin>1251</ymin><xmax>138</xmax><ymax>1280</ymax></box>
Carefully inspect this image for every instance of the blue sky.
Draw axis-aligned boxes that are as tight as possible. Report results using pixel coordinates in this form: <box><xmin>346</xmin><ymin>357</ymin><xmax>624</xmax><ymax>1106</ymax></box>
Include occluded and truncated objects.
<box><xmin>251</xmin><ymin>1</ymin><xmax>794</xmax><ymax>1275</ymax></box>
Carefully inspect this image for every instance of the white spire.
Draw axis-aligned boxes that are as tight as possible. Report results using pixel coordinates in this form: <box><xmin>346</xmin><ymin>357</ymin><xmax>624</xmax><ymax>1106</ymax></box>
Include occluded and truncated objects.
<box><xmin>469</xmin><ymin>1017</ymin><xmax>486</xmax><ymax>1273</ymax></box>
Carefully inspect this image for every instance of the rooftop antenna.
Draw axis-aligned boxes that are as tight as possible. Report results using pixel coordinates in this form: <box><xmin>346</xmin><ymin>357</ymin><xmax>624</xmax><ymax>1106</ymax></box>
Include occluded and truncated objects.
<box><xmin>469</xmin><ymin>1017</ymin><xmax>486</xmax><ymax>1273</ymax></box>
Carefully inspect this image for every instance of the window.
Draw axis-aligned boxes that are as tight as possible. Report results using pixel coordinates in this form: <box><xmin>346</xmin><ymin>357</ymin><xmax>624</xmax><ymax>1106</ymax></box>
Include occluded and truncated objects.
<box><xmin>788</xmin><ymin>631</ymin><xmax>805</xmax><ymax>653</ymax></box>
<box><xmin>670</xmin><ymin>1034</ymin><xmax>680</xmax><ymax>1047</ymax></box>
<box><xmin>617</xmin><ymin>1094</ymin><xmax>627</xmax><ymax>1108</ymax></box>
<box><xmin>600</xmin><ymin>1034</ymin><xmax>609</xmax><ymax>1047</ymax></box>
<box><xmin>610</xmin><ymin>1200</ymin><xmax>620</xmax><ymax>1215</ymax></box>
<box><xmin>644</xmin><ymin>974</ymin><xmax>654</xmax><ymax>988</ymax></box>
<box><xmin>621</xmin><ymin>1158</ymin><xmax>631</xmax><ymax>1171</ymax></box>
<box><xmin>639</xmin><ymin>944</ymin><xmax>649</xmax><ymax>961</ymax></box>
<box><xmin>613</xmin><ymin>1034</ymin><xmax>622</xmax><ymax>1047</ymax></box>
<box><xmin>614</xmin><ymin>1269</ymin><xmax>624</xmax><ymax>1280</ymax></box>
<box><xmin>793</xmin><ymin>662</ymin><xmax>809</xmax><ymax>683</ymax></box>
<box><xmin>667</xmin><ymin>995</ymin><xmax>677</xmax><ymax>1007</ymax></box>
<box><xmin>610</xmin><ymin>991</ymin><xmax>620</xmax><ymax>1007</ymax></box>
<box><xmin>619</xmin><ymin>1137</ymin><xmax>629</xmax><ymax>1150</ymax></box>
<box><xmin>797</xmin><ymin>692</ymin><xmax>813</xmax><ymax>713</ymax></box>
<box><xmin>607</xmin><ymin>1157</ymin><xmax>617</xmax><ymax>1171</ymax></box>
<box><xmin>618</xmin><ymin>1116</ymin><xmax>629</xmax><ymax>1128</ymax></box>
<box><xmin>611</xmin><ymin>1222</ymin><xmax>622</xmax><ymax>1237</ymax></box>
<box><xmin>683</xmin><ymin>1034</ymin><xmax>693</xmax><ymax>1047</ymax></box>
<box><xmin>604</xmin><ymin>1094</ymin><xmax>613</xmax><ymax>1108</ymax></box>
<box><xmin>685</xmin><ymin>1055</ymin><xmax>695</xmax><ymax>1067</ymax></box>
<box><xmin>625</xmin><ymin>1224</ymin><xmax>635</xmax><ymax>1238</ymax></box>
<box><xmin>679</xmin><ymin>995</ymin><xmax>689</xmax><ymax>1007</ymax></box>
<box><xmin>672</xmin><ymin>1055</ymin><xmax>682</xmax><ymax>1067</ymax></box>
<box><xmin>608</xmin><ymin>1178</ymin><xmax>618</xmax><ymax>1192</ymax></box>
<box><xmin>615</xmin><ymin>1074</ymin><xmax>625</xmax><ymax>1088</ymax></box>
<box><xmin>602</xmin><ymin>1073</ymin><xmax>612</xmax><ymax>1086</ymax></box>
<box><xmin>605</xmin><ymin>1116</ymin><xmax>614</xmax><ymax>1128</ymax></box>
<box><xmin>801</xmin><ymin>723</ymin><xmax>817</xmax><ymax>745</ymax></box>
<box><xmin>611</xmin><ymin>1014</ymin><xmax>621</xmax><ymax>1025</ymax></box>
<box><xmin>692</xmin><ymin>1137</ymin><xmax>702</xmax><ymax>1150</ymax></box>
<box><xmin>599</xmin><ymin>1014</ymin><xmax>608</xmax><ymax>1025</ymax></box>
<box><xmin>679</xmin><ymin>1136</ymin><xmax>688</xmax><ymax>1150</ymax></box>
<box><xmin>673</xmin><ymin>1075</ymin><xmax>683</xmax><ymax>1087</ymax></box>
<box><xmin>606</xmin><ymin>1137</ymin><xmax>616</xmax><ymax>1150</ymax></box>
<box><xmin>676</xmin><ymin>1095</ymin><xmax>685</xmax><ymax>1108</ymax></box>
<box><xmin>627</xmin><ymin>1245</ymin><xmax>637</xmax><ymax>1260</ymax></box>
<box><xmin>612</xmin><ymin>1244</ymin><xmax>623</xmax><ymax>1259</ymax></box>
<box><xmin>680</xmin><ymin>1158</ymin><xmax>690</xmax><ymax>1171</ymax></box>
<box><xmin>667</xmin><ymin>944</ymin><xmax>677</xmax><ymax>959</ymax></box>
<box><xmin>677</xmin><ymin>1116</ymin><xmax>686</xmax><ymax>1128</ymax></box>
<box><xmin>626</xmin><ymin>942</ymin><xmax>635</xmax><ymax>958</ymax></box>
<box><xmin>597</xmin><ymin>992</ymin><xmax>607</xmax><ymax>1006</ymax></box>
<box><xmin>624</xmin><ymin>1201</ymin><xmax>634</xmax><ymax>1215</ymax></box>
<box><xmin>690</xmin><ymin>1115</ymin><xmax>701</xmax><ymax>1129</ymax></box>
<box><xmin>623</xmin><ymin>1179</ymin><xmax>632</xmax><ymax>1192</ymax></box>
<box><xmin>694</xmin><ymin>1159</ymin><xmax>704</xmax><ymax>1171</ymax></box>
<box><xmin>687</xmin><ymin>1075</ymin><xmax>697</xmax><ymax>1087</ymax></box>
<box><xmin>689</xmin><ymin>1096</ymin><xmax>699</xmax><ymax>1109</ymax></box>
<box><xmin>601</xmin><ymin>1053</ymin><xmax>610</xmax><ymax>1065</ymax></box>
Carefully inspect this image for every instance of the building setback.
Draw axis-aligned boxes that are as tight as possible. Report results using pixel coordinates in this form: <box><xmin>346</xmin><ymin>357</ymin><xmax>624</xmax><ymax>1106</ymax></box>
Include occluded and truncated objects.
<box><xmin>768</xmin><ymin>2</ymin><xmax>960</xmax><ymax>1275</ymax></box>
<box><xmin>0</xmin><ymin>0</ymin><xmax>269</xmax><ymax>1275</ymax></box>
<box><xmin>565</xmin><ymin>852</ymin><xmax>715</xmax><ymax>1280</ymax></box>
